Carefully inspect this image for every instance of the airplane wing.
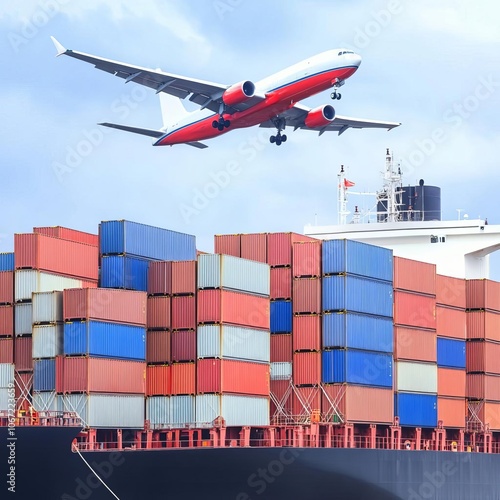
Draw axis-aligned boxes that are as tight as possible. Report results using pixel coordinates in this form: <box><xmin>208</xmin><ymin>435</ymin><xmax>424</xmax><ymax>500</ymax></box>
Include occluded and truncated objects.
<box><xmin>50</xmin><ymin>37</ymin><xmax>264</xmax><ymax>114</ymax></box>
<box><xmin>260</xmin><ymin>103</ymin><xmax>400</xmax><ymax>135</ymax></box>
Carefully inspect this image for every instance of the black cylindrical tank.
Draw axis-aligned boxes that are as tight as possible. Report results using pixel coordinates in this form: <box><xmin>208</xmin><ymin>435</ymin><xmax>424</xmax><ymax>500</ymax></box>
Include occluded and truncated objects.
<box><xmin>401</xmin><ymin>184</ymin><xmax>441</xmax><ymax>221</ymax></box>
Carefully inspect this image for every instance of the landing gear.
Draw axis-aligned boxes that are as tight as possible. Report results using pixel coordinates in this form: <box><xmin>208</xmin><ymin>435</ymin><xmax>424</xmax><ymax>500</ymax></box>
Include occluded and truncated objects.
<box><xmin>330</xmin><ymin>78</ymin><xmax>345</xmax><ymax>101</ymax></box>
<box><xmin>330</xmin><ymin>91</ymin><xmax>342</xmax><ymax>100</ymax></box>
<box><xmin>212</xmin><ymin>103</ymin><xmax>231</xmax><ymax>132</ymax></box>
<box><xmin>270</xmin><ymin>117</ymin><xmax>287</xmax><ymax>146</ymax></box>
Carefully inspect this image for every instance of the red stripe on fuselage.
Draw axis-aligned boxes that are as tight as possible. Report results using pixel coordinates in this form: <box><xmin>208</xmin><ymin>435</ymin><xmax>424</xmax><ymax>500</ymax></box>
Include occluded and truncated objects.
<box><xmin>156</xmin><ymin>66</ymin><xmax>357</xmax><ymax>146</ymax></box>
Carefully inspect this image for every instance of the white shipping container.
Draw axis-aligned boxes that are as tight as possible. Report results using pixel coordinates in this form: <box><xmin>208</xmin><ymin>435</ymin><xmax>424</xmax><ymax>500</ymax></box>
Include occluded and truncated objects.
<box><xmin>197</xmin><ymin>325</ymin><xmax>270</xmax><ymax>363</ymax></box>
<box><xmin>146</xmin><ymin>396</ymin><xmax>170</xmax><ymax>427</ymax></box>
<box><xmin>33</xmin><ymin>391</ymin><xmax>61</xmax><ymax>412</ymax></box>
<box><xmin>32</xmin><ymin>291</ymin><xmax>63</xmax><ymax>324</ymax></box>
<box><xmin>0</xmin><ymin>388</ymin><xmax>14</xmax><ymax>410</ymax></box>
<box><xmin>15</xmin><ymin>302</ymin><xmax>32</xmax><ymax>336</ymax></box>
<box><xmin>15</xmin><ymin>270</ymin><xmax>82</xmax><ymax>302</ymax></box>
<box><xmin>60</xmin><ymin>393</ymin><xmax>145</xmax><ymax>428</ymax></box>
<box><xmin>32</xmin><ymin>324</ymin><xmax>64</xmax><ymax>359</ymax></box>
<box><xmin>0</xmin><ymin>363</ymin><xmax>14</xmax><ymax>388</ymax></box>
<box><xmin>197</xmin><ymin>254</ymin><xmax>270</xmax><ymax>296</ymax></box>
<box><xmin>170</xmin><ymin>395</ymin><xmax>195</xmax><ymax>427</ymax></box>
<box><xmin>270</xmin><ymin>362</ymin><xmax>293</xmax><ymax>380</ymax></box>
<box><xmin>396</xmin><ymin>361</ymin><xmax>438</xmax><ymax>393</ymax></box>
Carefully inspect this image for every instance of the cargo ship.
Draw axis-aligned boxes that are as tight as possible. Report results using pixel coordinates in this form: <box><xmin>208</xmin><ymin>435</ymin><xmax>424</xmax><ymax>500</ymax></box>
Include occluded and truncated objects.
<box><xmin>2</xmin><ymin>151</ymin><xmax>500</xmax><ymax>500</ymax></box>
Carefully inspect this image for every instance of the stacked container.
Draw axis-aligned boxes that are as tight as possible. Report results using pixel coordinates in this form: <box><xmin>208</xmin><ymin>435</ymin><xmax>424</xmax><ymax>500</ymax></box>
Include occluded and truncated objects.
<box><xmin>321</xmin><ymin>240</ymin><xmax>394</xmax><ymax>424</ymax></box>
<box><xmin>393</xmin><ymin>257</ymin><xmax>438</xmax><ymax>428</ymax></box>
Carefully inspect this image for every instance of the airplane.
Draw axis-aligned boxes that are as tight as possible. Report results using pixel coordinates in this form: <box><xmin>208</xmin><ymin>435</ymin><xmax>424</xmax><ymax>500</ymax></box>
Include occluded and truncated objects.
<box><xmin>50</xmin><ymin>37</ymin><xmax>400</xmax><ymax>149</ymax></box>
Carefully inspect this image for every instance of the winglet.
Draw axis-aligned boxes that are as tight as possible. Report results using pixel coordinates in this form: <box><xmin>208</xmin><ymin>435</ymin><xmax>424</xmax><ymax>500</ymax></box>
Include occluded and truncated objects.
<box><xmin>50</xmin><ymin>36</ymin><xmax>67</xmax><ymax>56</ymax></box>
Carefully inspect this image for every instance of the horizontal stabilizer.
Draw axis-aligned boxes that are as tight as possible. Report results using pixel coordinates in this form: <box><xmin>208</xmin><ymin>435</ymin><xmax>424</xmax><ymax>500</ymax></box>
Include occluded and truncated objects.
<box><xmin>98</xmin><ymin>122</ymin><xmax>163</xmax><ymax>138</ymax></box>
<box><xmin>186</xmin><ymin>141</ymin><xmax>209</xmax><ymax>149</ymax></box>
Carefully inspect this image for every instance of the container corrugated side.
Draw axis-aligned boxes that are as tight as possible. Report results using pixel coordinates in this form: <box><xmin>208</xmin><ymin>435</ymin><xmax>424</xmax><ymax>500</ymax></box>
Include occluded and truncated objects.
<box><xmin>32</xmin><ymin>324</ymin><xmax>63</xmax><ymax>359</ymax></box>
<box><xmin>466</xmin><ymin>341</ymin><xmax>500</xmax><ymax>374</ymax></box>
<box><xmin>0</xmin><ymin>272</ymin><xmax>14</xmax><ymax>304</ymax></box>
<box><xmin>322</xmin><ymin>275</ymin><xmax>393</xmax><ymax>317</ymax></box>
<box><xmin>436</xmin><ymin>274</ymin><xmax>466</xmax><ymax>308</ymax></box>
<box><xmin>394</xmin><ymin>327</ymin><xmax>437</xmax><ymax>362</ymax></box>
<box><xmin>146</xmin><ymin>330</ymin><xmax>171</xmax><ymax>364</ymax></box>
<box><xmin>0</xmin><ymin>363</ymin><xmax>14</xmax><ymax>388</ymax></box>
<box><xmin>270</xmin><ymin>362</ymin><xmax>292</xmax><ymax>380</ymax></box>
<box><xmin>466</xmin><ymin>373</ymin><xmax>500</xmax><ymax>400</ymax></box>
<box><xmin>437</xmin><ymin>338</ymin><xmax>466</xmax><ymax>369</ymax></box>
<box><xmin>32</xmin><ymin>391</ymin><xmax>61</xmax><ymax>412</ymax></box>
<box><xmin>466</xmin><ymin>310</ymin><xmax>500</xmax><ymax>342</ymax></box>
<box><xmin>393</xmin><ymin>256</ymin><xmax>436</xmax><ymax>296</ymax></box>
<box><xmin>267</xmin><ymin>232</ymin><xmax>316</xmax><ymax>267</ymax></box>
<box><xmin>33</xmin><ymin>359</ymin><xmax>56</xmax><ymax>391</ymax></box>
<box><xmin>214</xmin><ymin>234</ymin><xmax>241</xmax><ymax>257</ymax></box>
<box><xmin>470</xmin><ymin>401</ymin><xmax>500</xmax><ymax>431</ymax></box>
<box><xmin>171</xmin><ymin>362</ymin><xmax>196</xmax><ymax>395</ymax></box>
<box><xmin>32</xmin><ymin>291</ymin><xmax>63</xmax><ymax>324</ymax></box>
<box><xmin>171</xmin><ymin>295</ymin><xmax>196</xmax><ymax>330</ymax></box>
<box><xmin>240</xmin><ymin>233</ymin><xmax>267</xmax><ymax>263</ymax></box>
<box><xmin>293</xmin><ymin>352</ymin><xmax>321</xmax><ymax>385</ymax></box>
<box><xmin>0</xmin><ymin>338</ymin><xmax>13</xmax><ymax>364</ymax></box>
<box><xmin>323</xmin><ymin>312</ymin><xmax>393</xmax><ymax>352</ymax></box>
<box><xmin>322</xmin><ymin>239</ymin><xmax>393</xmax><ymax>282</ymax></box>
<box><xmin>147</xmin><ymin>296</ymin><xmax>171</xmax><ymax>329</ymax></box>
<box><xmin>147</xmin><ymin>261</ymin><xmax>172</xmax><ymax>296</ymax></box>
<box><xmin>171</xmin><ymin>330</ymin><xmax>196</xmax><ymax>362</ymax></box>
<box><xmin>270</xmin><ymin>300</ymin><xmax>292</xmax><ymax>333</ymax></box>
<box><xmin>270</xmin><ymin>334</ymin><xmax>292</xmax><ymax>362</ymax></box>
<box><xmin>33</xmin><ymin>226</ymin><xmax>98</xmax><ymax>246</ymax></box>
<box><xmin>171</xmin><ymin>261</ymin><xmax>196</xmax><ymax>295</ymax></box>
<box><xmin>170</xmin><ymin>395</ymin><xmax>196</xmax><ymax>427</ymax></box>
<box><xmin>436</xmin><ymin>305</ymin><xmax>467</xmax><ymax>340</ymax></box>
<box><xmin>14</xmin><ymin>303</ymin><xmax>32</xmax><ymax>336</ymax></box>
<box><xmin>14</xmin><ymin>270</ymin><xmax>82</xmax><ymax>302</ymax></box>
<box><xmin>100</xmin><ymin>255</ymin><xmax>150</xmax><ymax>291</ymax></box>
<box><xmin>395</xmin><ymin>392</ymin><xmax>437</xmax><ymax>427</ymax></box>
<box><xmin>146</xmin><ymin>365</ymin><xmax>171</xmax><ymax>396</ymax></box>
<box><xmin>0</xmin><ymin>253</ymin><xmax>14</xmax><ymax>272</ymax></box>
<box><xmin>146</xmin><ymin>396</ymin><xmax>170</xmax><ymax>426</ymax></box>
<box><xmin>438</xmin><ymin>367</ymin><xmax>466</xmax><ymax>398</ymax></box>
<box><xmin>466</xmin><ymin>279</ymin><xmax>500</xmax><ymax>311</ymax></box>
<box><xmin>292</xmin><ymin>278</ymin><xmax>321</xmax><ymax>314</ymax></box>
<box><xmin>438</xmin><ymin>397</ymin><xmax>466</xmax><ymax>428</ymax></box>
<box><xmin>293</xmin><ymin>315</ymin><xmax>321</xmax><ymax>352</ymax></box>
<box><xmin>14</xmin><ymin>336</ymin><xmax>32</xmax><ymax>371</ymax></box>
<box><xmin>0</xmin><ymin>305</ymin><xmax>14</xmax><ymax>336</ymax></box>
<box><xmin>292</xmin><ymin>241</ymin><xmax>321</xmax><ymax>277</ymax></box>
<box><xmin>396</xmin><ymin>361</ymin><xmax>437</xmax><ymax>393</ymax></box>
<box><xmin>393</xmin><ymin>291</ymin><xmax>436</xmax><ymax>329</ymax></box>
<box><xmin>0</xmin><ymin>389</ymin><xmax>10</xmax><ymax>410</ymax></box>
<box><xmin>270</xmin><ymin>267</ymin><xmax>292</xmax><ymax>300</ymax></box>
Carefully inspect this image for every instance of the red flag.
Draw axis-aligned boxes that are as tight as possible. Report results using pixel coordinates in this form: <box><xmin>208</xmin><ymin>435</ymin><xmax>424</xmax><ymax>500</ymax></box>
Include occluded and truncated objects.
<box><xmin>344</xmin><ymin>179</ymin><xmax>355</xmax><ymax>188</ymax></box>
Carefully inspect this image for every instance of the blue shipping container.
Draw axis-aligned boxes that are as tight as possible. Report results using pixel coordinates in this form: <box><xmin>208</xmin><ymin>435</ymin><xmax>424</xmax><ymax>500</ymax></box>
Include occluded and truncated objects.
<box><xmin>395</xmin><ymin>392</ymin><xmax>437</xmax><ymax>428</ymax></box>
<box><xmin>0</xmin><ymin>252</ymin><xmax>14</xmax><ymax>271</ymax></box>
<box><xmin>100</xmin><ymin>255</ymin><xmax>150</xmax><ymax>291</ymax></box>
<box><xmin>323</xmin><ymin>312</ymin><xmax>393</xmax><ymax>352</ymax></box>
<box><xmin>270</xmin><ymin>301</ymin><xmax>292</xmax><ymax>333</ymax></box>
<box><xmin>322</xmin><ymin>239</ymin><xmax>393</xmax><ymax>282</ymax></box>
<box><xmin>64</xmin><ymin>320</ymin><xmax>146</xmax><ymax>360</ymax></box>
<box><xmin>322</xmin><ymin>349</ymin><xmax>393</xmax><ymax>387</ymax></box>
<box><xmin>99</xmin><ymin>220</ymin><xmax>196</xmax><ymax>261</ymax></box>
<box><xmin>437</xmin><ymin>338</ymin><xmax>466</xmax><ymax>369</ymax></box>
<box><xmin>322</xmin><ymin>275</ymin><xmax>393</xmax><ymax>317</ymax></box>
<box><xmin>33</xmin><ymin>359</ymin><xmax>56</xmax><ymax>392</ymax></box>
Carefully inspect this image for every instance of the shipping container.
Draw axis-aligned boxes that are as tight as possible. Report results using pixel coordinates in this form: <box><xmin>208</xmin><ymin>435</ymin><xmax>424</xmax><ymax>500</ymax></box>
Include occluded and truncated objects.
<box><xmin>322</xmin><ymin>275</ymin><xmax>393</xmax><ymax>317</ymax></box>
<box><xmin>270</xmin><ymin>300</ymin><xmax>292</xmax><ymax>333</ymax></box>
<box><xmin>466</xmin><ymin>310</ymin><xmax>500</xmax><ymax>342</ymax></box>
<box><xmin>0</xmin><ymin>388</ymin><xmax>11</xmax><ymax>410</ymax></box>
<box><xmin>197</xmin><ymin>254</ymin><xmax>270</xmax><ymax>297</ymax></box>
<box><xmin>146</xmin><ymin>330</ymin><xmax>171</xmax><ymax>364</ymax></box>
<box><xmin>438</xmin><ymin>397</ymin><xmax>466</xmax><ymax>428</ymax></box>
<box><xmin>292</xmin><ymin>278</ymin><xmax>321</xmax><ymax>314</ymax></box>
<box><xmin>14</xmin><ymin>302</ymin><xmax>32</xmax><ymax>336</ymax></box>
<box><xmin>292</xmin><ymin>241</ymin><xmax>321</xmax><ymax>278</ymax></box>
<box><xmin>99</xmin><ymin>220</ymin><xmax>196</xmax><ymax>261</ymax></box>
<box><xmin>63</xmin><ymin>321</ymin><xmax>145</xmax><ymax>360</ymax></box>
<box><xmin>14</xmin><ymin>336</ymin><xmax>32</xmax><ymax>371</ymax></box>
<box><xmin>146</xmin><ymin>365</ymin><xmax>171</xmax><ymax>396</ymax></box>
<box><xmin>100</xmin><ymin>255</ymin><xmax>149</xmax><ymax>291</ymax></box>
<box><xmin>395</xmin><ymin>392</ymin><xmax>437</xmax><ymax>427</ymax></box>
<box><xmin>14</xmin><ymin>270</ymin><xmax>83</xmax><ymax>302</ymax></box>
<box><xmin>0</xmin><ymin>363</ymin><xmax>14</xmax><ymax>388</ymax></box>
<box><xmin>436</xmin><ymin>275</ymin><xmax>466</xmax><ymax>308</ymax></box>
<box><xmin>393</xmin><ymin>291</ymin><xmax>436</xmax><ymax>329</ymax></box>
<box><xmin>241</xmin><ymin>233</ymin><xmax>267</xmax><ymax>263</ymax></box>
<box><xmin>60</xmin><ymin>393</ymin><xmax>145</xmax><ymax>428</ymax></box>
<box><xmin>270</xmin><ymin>334</ymin><xmax>292</xmax><ymax>362</ymax></box>
<box><xmin>323</xmin><ymin>312</ymin><xmax>393</xmax><ymax>353</ymax></box>
<box><xmin>436</xmin><ymin>306</ymin><xmax>467</xmax><ymax>340</ymax></box>
<box><xmin>33</xmin><ymin>359</ymin><xmax>56</xmax><ymax>391</ymax></box>
<box><xmin>270</xmin><ymin>379</ymin><xmax>292</xmax><ymax>416</ymax></box>
<box><xmin>267</xmin><ymin>232</ymin><xmax>316</xmax><ymax>267</ymax></box>
<box><xmin>171</xmin><ymin>330</ymin><xmax>196</xmax><ymax>362</ymax></box>
<box><xmin>147</xmin><ymin>296</ymin><xmax>171</xmax><ymax>330</ymax></box>
<box><xmin>437</xmin><ymin>338</ymin><xmax>466</xmax><ymax>369</ymax></box>
<box><xmin>197</xmin><ymin>359</ymin><xmax>269</xmax><ymax>396</ymax></box>
<box><xmin>196</xmin><ymin>394</ymin><xmax>269</xmax><ymax>427</ymax></box>
<box><xmin>0</xmin><ymin>253</ymin><xmax>14</xmax><ymax>272</ymax></box>
<box><xmin>147</xmin><ymin>261</ymin><xmax>172</xmax><ymax>296</ymax></box>
<box><xmin>468</xmin><ymin>401</ymin><xmax>500</xmax><ymax>431</ymax></box>
<box><xmin>214</xmin><ymin>234</ymin><xmax>241</xmax><ymax>258</ymax></box>
<box><xmin>438</xmin><ymin>367</ymin><xmax>466</xmax><ymax>398</ymax></box>
<box><xmin>64</xmin><ymin>288</ymin><xmax>147</xmax><ymax>325</ymax></box>
<box><xmin>32</xmin><ymin>324</ymin><xmax>63</xmax><ymax>359</ymax></box>
<box><xmin>393</xmin><ymin>257</ymin><xmax>436</xmax><ymax>296</ymax></box>
<box><xmin>270</xmin><ymin>362</ymin><xmax>293</xmax><ymax>380</ymax></box>
<box><xmin>0</xmin><ymin>305</ymin><xmax>14</xmax><ymax>336</ymax></box>
<box><xmin>32</xmin><ymin>291</ymin><xmax>63</xmax><ymax>324</ymax></box>
<box><xmin>321</xmin><ymin>384</ymin><xmax>394</xmax><ymax>424</ymax></box>
<box><xmin>171</xmin><ymin>362</ymin><xmax>196</xmax><ymax>395</ymax></box>
<box><xmin>14</xmin><ymin>371</ymin><xmax>33</xmax><ymax>406</ymax></box>
<box><xmin>33</xmin><ymin>226</ymin><xmax>98</xmax><ymax>246</ymax></box>
<box><xmin>172</xmin><ymin>261</ymin><xmax>196</xmax><ymax>295</ymax></box>
<box><xmin>322</xmin><ymin>239</ymin><xmax>393</xmax><ymax>282</ymax></box>
<box><xmin>0</xmin><ymin>338</ymin><xmax>13</xmax><ymax>364</ymax></box>
<box><xmin>146</xmin><ymin>396</ymin><xmax>170</xmax><ymax>426</ymax></box>
<box><xmin>14</xmin><ymin>233</ymin><xmax>98</xmax><ymax>280</ymax></box>
<box><xmin>0</xmin><ymin>272</ymin><xmax>14</xmax><ymax>304</ymax></box>
<box><xmin>291</xmin><ymin>386</ymin><xmax>321</xmax><ymax>417</ymax></box>
<box><xmin>197</xmin><ymin>325</ymin><xmax>270</xmax><ymax>363</ymax></box>
<box><xmin>32</xmin><ymin>391</ymin><xmax>61</xmax><ymax>412</ymax></box>
<box><xmin>466</xmin><ymin>373</ymin><xmax>500</xmax><ymax>401</ymax></box>
<box><xmin>466</xmin><ymin>341</ymin><xmax>500</xmax><ymax>374</ymax></box>
<box><xmin>466</xmin><ymin>279</ymin><xmax>500</xmax><ymax>311</ymax></box>
<box><xmin>293</xmin><ymin>352</ymin><xmax>321</xmax><ymax>386</ymax></box>
<box><xmin>170</xmin><ymin>395</ymin><xmax>196</xmax><ymax>427</ymax></box>
<box><xmin>394</xmin><ymin>327</ymin><xmax>437</xmax><ymax>362</ymax></box>
<box><xmin>396</xmin><ymin>361</ymin><xmax>437</xmax><ymax>393</ymax></box>
<box><xmin>293</xmin><ymin>315</ymin><xmax>321</xmax><ymax>352</ymax></box>
<box><xmin>270</xmin><ymin>267</ymin><xmax>292</xmax><ymax>300</ymax></box>
<box><xmin>197</xmin><ymin>289</ymin><xmax>270</xmax><ymax>330</ymax></box>
<box><xmin>322</xmin><ymin>350</ymin><xmax>393</xmax><ymax>388</ymax></box>
<box><xmin>171</xmin><ymin>295</ymin><xmax>196</xmax><ymax>330</ymax></box>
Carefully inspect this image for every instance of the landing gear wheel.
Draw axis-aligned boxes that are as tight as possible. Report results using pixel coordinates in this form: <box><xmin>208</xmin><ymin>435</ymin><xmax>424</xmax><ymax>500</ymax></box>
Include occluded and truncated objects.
<box><xmin>331</xmin><ymin>91</ymin><xmax>337</xmax><ymax>99</ymax></box>
<box><xmin>218</xmin><ymin>124</ymin><xmax>225</xmax><ymax>131</ymax></box>
<box><xmin>212</xmin><ymin>120</ymin><xmax>219</xmax><ymax>128</ymax></box>
<box><xmin>336</xmin><ymin>93</ymin><xmax>342</xmax><ymax>100</ymax></box>
<box><xmin>281</xmin><ymin>134</ymin><xmax>287</xmax><ymax>142</ymax></box>
<box><xmin>270</xmin><ymin>135</ymin><xmax>276</xmax><ymax>144</ymax></box>
<box><xmin>276</xmin><ymin>137</ymin><xmax>282</xmax><ymax>146</ymax></box>
<box><xmin>224</xmin><ymin>120</ymin><xmax>230</xmax><ymax>128</ymax></box>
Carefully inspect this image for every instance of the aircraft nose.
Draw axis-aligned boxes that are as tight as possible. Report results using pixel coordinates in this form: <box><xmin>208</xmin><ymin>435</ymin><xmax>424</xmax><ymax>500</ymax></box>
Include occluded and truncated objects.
<box><xmin>350</xmin><ymin>53</ymin><xmax>362</xmax><ymax>67</ymax></box>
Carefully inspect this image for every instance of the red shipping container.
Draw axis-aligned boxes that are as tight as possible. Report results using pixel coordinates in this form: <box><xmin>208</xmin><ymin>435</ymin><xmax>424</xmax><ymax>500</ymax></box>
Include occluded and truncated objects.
<box><xmin>270</xmin><ymin>379</ymin><xmax>292</xmax><ymax>418</ymax></box>
<box><xmin>171</xmin><ymin>295</ymin><xmax>196</xmax><ymax>330</ymax></box>
<box><xmin>172</xmin><ymin>261</ymin><xmax>196</xmax><ymax>295</ymax></box>
<box><xmin>214</xmin><ymin>234</ymin><xmax>241</xmax><ymax>257</ymax></box>
<box><xmin>467</xmin><ymin>373</ymin><xmax>500</xmax><ymax>401</ymax></box>
<box><xmin>171</xmin><ymin>330</ymin><xmax>196</xmax><ymax>362</ymax></box>
<box><xmin>468</xmin><ymin>401</ymin><xmax>500</xmax><ymax>431</ymax></box>
<box><xmin>270</xmin><ymin>334</ymin><xmax>292</xmax><ymax>362</ymax></box>
<box><xmin>81</xmin><ymin>280</ymin><xmax>98</xmax><ymax>288</ymax></box>
<box><xmin>197</xmin><ymin>289</ymin><xmax>269</xmax><ymax>330</ymax></box>
<box><xmin>436</xmin><ymin>275</ymin><xmax>466</xmax><ymax>308</ymax></box>
<box><xmin>467</xmin><ymin>310</ymin><xmax>500</xmax><ymax>342</ymax></box>
<box><xmin>291</xmin><ymin>386</ymin><xmax>321</xmax><ymax>417</ymax></box>
<box><xmin>321</xmin><ymin>384</ymin><xmax>394</xmax><ymax>424</ymax></box>
<box><xmin>14</xmin><ymin>336</ymin><xmax>32</xmax><ymax>371</ymax></box>
<box><xmin>438</xmin><ymin>367</ymin><xmax>466</xmax><ymax>398</ymax></box>
<box><xmin>267</xmin><ymin>233</ymin><xmax>317</xmax><ymax>268</ymax></box>
<box><xmin>394</xmin><ymin>326</ymin><xmax>436</xmax><ymax>362</ymax></box>
<box><xmin>14</xmin><ymin>233</ymin><xmax>98</xmax><ymax>281</ymax></box>
<box><xmin>394</xmin><ymin>291</ymin><xmax>436</xmax><ymax>329</ymax></box>
<box><xmin>64</xmin><ymin>288</ymin><xmax>147</xmax><ymax>325</ymax></box>
<box><xmin>61</xmin><ymin>357</ymin><xmax>145</xmax><ymax>394</ymax></box>
<box><xmin>0</xmin><ymin>272</ymin><xmax>14</xmax><ymax>304</ymax></box>
<box><xmin>394</xmin><ymin>256</ymin><xmax>436</xmax><ymax>296</ymax></box>
<box><xmin>15</xmin><ymin>371</ymin><xmax>33</xmax><ymax>410</ymax></box>
<box><xmin>293</xmin><ymin>315</ymin><xmax>321</xmax><ymax>352</ymax></box>
<box><xmin>240</xmin><ymin>233</ymin><xmax>267</xmax><ymax>263</ymax></box>
<box><xmin>293</xmin><ymin>352</ymin><xmax>321</xmax><ymax>385</ymax></box>
<box><xmin>147</xmin><ymin>296</ymin><xmax>171</xmax><ymax>329</ymax></box>
<box><xmin>270</xmin><ymin>267</ymin><xmax>292</xmax><ymax>300</ymax></box>
<box><xmin>0</xmin><ymin>305</ymin><xmax>14</xmax><ymax>336</ymax></box>
<box><xmin>466</xmin><ymin>279</ymin><xmax>500</xmax><ymax>311</ymax></box>
<box><xmin>292</xmin><ymin>278</ymin><xmax>321</xmax><ymax>314</ymax></box>
<box><xmin>33</xmin><ymin>226</ymin><xmax>98</xmax><ymax>246</ymax></box>
<box><xmin>0</xmin><ymin>337</ymin><xmax>14</xmax><ymax>363</ymax></box>
<box><xmin>146</xmin><ymin>365</ymin><xmax>171</xmax><ymax>396</ymax></box>
<box><xmin>146</xmin><ymin>330</ymin><xmax>171</xmax><ymax>364</ymax></box>
<box><xmin>148</xmin><ymin>261</ymin><xmax>172</xmax><ymax>296</ymax></box>
<box><xmin>438</xmin><ymin>397</ymin><xmax>466</xmax><ymax>428</ymax></box>
<box><xmin>171</xmin><ymin>362</ymin><xmax>196</xmax><ymax>395</ymax></box>
<box><xmin>292</xmin><ymin>241</ymin><xmax>321</xmax><ymax>278</ymax></box>
<box><xmin>466</xmin><ymin>341</ymin><xmax>500</xmax><ymax>374</ymax></box>
<box><xmin>436</xmin><ymin>306</ymin><xmax>466</xmax><ymax>340</ymax></box>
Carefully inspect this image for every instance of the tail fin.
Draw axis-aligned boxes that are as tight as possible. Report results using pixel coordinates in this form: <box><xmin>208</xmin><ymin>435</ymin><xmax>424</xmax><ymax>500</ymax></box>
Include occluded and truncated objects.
<box><xmin>159</xmin><ymin>93</ymin><xmax>190</xmax><ymax>129</ymax></box>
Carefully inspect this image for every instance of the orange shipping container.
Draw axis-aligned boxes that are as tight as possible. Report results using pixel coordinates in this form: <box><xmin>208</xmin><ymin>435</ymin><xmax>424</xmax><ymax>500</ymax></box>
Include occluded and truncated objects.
<box><xmin>394</xmin><ymin>326</ymin><xmax>436</xmax><ymax>362</ymax></box>
<box><xmin>214</xmin><ymin>234</ymin><xmax>241</xmax><ymax>258</ymax></box>
<box><xmin>292</xmin><ymin>241</ymin><xmax>321</xmax><ymax>278</ymax></box>
<box><xmin>436</xmin><ymin>306</ymin><xmax>467</xmax><ymax>340</ymax></box>
<box><xmin>270</xmin><ymin>267</ymin><xmax>292</xmax><ymax>300</ymax></box>
<box><xmin>0</xmin><ymin>272</ymin><xmax>14</xmax><ymax>304</ymax></box>
<box><xmin>0</xmin><ymin>337</ymin><xmax>13</xmax><ymax>363</ymax></box>
<box><xmin>14</xmin><ymin>336</ymin><xmax>32</xmax><ymax>371</ymax></box>
<box><xmin>468</xmin><ymin>401</ymin><xmax>500</xmax><ymax>431</ymax></box>
<box><xmin>293</xmin><ymin>352</ymin><xmax>321</xmax><ymax>386</ymax></box>
<box><xmin>33</xmin><ymin>226</ymin><xmax>98</xmax><ymax>246</ymax></box>
<box><xmin>171</xmin><ymin>261</ymin><xmax>196</xmax><ymax>295</ymax></box>
<box><xmin>146</xmin><ymin>365</ymin><xmax>171</xmax><ymax>396</ymax></box>
<box><xmin>240</xmin><ymin>233</ymin><xmax>267</xmax><ymax>264</ymax></box>
<box><xmin>466</xmin><ymin>310</ymin><xmax>500</xmax><ymax>342</ymax></box>
<box><xmin>438</xmin><ymin>397</ymin><xmax>466</xmax><ymax>428</ymax></box>
<box><xmin>436</xmin><ymin>275</ymin><xmax>466</xmax><ymax>308</ymax></box>
<box><xmin>171</xmin><ymin>295</ymin><xmax>196</xmax><ymax>330</ymax></box>
<box><xmin>291</xmin><ymin>386</ymin><xmax>321</xmax><ymax>417</ymax></box>
<box><xmin>293</xmin><ymin>315</ymin><xmax>321</xmax><ymax>352</ymax></box>
<box><xmin>147</xmin><ymin>296</ymin><xmax>171</xmax><ymax>329</ymax></box>
<box><xmin>438</xmin><ymin>367</ymin><xmax>466</xmax><ymax>398</ymax></box>
<box><xmin>292</xmin><ymin>278</ymin><xmax>321</xmax><ymax>314</ymax></box>
<box><xmin>394</xmin><ymin>291</ymin><xmax>436</xmax><ymax>329</ymax></box>
<box><xmin>146</xmin><ymin>330</ymin><xmax>171</xmax><ymax>364</ymax></box>
<box><xmin>267</xmin><ymin>233</ymin><xmax>317</xmax><ymax>268</ymax></box>
<box><xmin>466</xmin><ymin>279</ymin><xmax>500</xmax><ymax>311</ymax></box>
<box><xmin>171</xmin><ymin>362</ymin><xmax>196</xmax><ymax>395</ymax></box>
<box><xmin>270</xmin><ymin>334</ymin><xmax>292</xmax><ymax>362</ymax></box>
<box><xmin>394</xmin><ymin>256</ymin><xmax>436</xmax><ymax>296</ymax></box>
<box><xmin>467</xmin><ymin>373</ymin><xmax>500</xmax><ymax>401</ymax></box>
<box><xmin>0</xmin><ymin>305</ymin><xmax>14</xmax><ymax>336</ymax></box>
<box><xmin>466</xmin><ymin>341</ymin><xmax>500</xmax><ymax>374</ymax></box>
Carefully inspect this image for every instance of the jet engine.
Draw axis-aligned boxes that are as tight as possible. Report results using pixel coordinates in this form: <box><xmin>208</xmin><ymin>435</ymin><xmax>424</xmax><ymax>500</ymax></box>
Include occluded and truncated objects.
<box><xmin>222</xmin><ymin>81</ymin><xmax>256</xmax><ymax>107</ymax></box>
<box><xmin>304</xmin><ymin>105</ymin><xmax>336</xmax><ymax>128</ymax></box>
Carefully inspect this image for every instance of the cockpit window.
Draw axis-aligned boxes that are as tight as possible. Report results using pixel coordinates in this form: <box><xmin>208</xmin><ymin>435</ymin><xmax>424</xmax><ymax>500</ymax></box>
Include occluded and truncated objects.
<box><xmin>338</xmin><ymin>50</ymin><xmax>355</xmax><ymax>56</ymax></box>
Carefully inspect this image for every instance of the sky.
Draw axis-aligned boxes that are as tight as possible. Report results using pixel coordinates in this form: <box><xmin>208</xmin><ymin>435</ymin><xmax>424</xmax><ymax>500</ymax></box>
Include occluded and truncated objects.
<box><xmin>1</xmin><ymin>0</ymin><xmax>500</xmax><ymax>278</ymax></box>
